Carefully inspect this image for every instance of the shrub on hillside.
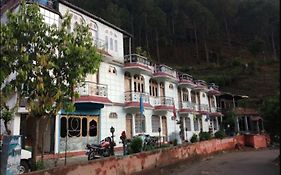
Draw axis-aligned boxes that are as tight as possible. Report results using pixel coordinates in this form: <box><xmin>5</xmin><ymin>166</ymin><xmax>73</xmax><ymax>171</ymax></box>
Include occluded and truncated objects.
<box><xmin>214</xmin><ymin>130</ymin><xmax>226</xmax><ymax>139</ymax></box>
<box><xmin>190</xmin><ymin>133</ymin><xmax>198</xmax><ymax>143</ymax></box>
<box><xmin>199</xmin><ymin>132</ymin><xmax>212</xmax><ymax>141</ymax></box>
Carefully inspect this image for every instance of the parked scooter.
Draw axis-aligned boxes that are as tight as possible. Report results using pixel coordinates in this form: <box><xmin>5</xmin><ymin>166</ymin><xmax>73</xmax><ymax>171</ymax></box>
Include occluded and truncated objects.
<box><xmin>86</xmin><ymin>137</ymin><xmax>114</xmax><ymax>160</ymax></box>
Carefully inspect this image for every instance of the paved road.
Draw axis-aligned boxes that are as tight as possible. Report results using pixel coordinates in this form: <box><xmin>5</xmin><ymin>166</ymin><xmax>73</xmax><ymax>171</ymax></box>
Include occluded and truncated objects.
<box><xmin>136</xmin><ymin>149</ymin><xmax>280</xmax><ymax>175</ymax></box>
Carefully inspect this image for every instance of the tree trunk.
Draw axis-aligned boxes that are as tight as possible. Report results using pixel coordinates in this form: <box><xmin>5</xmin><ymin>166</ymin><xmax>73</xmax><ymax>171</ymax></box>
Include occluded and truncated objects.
<box><xmin>204</xmin><ymin>38</ymin><xmax>209</xmax><ymax>64</ymax></box>
<box><xmin>223</xmin><ymin>17</ymin><xmax>231</xmax><ymax>48</ymax></box>
<box><xmin>4</xmin><ymin>121</ymin><xmax>11</xmax><ymax>135</ymax></box>
<box><xmin>130</xmin><ymin>16</ymin><xmax>135</xmax><ymax>50</ymax></box>
<box><xmin>31</xmin><ymin>117</ymin><xmax>40</xmax><ymax>170</ymax></box>
<box><xmin>144</xmin><ymin>13</ymin><xmax>149</xmax><ymax>52</ymax></box>
<box><xmin>193</xmin><ymin>23</ymin><xmax>199</xmax><ymax>60</ymax></box>
<box><xmin>271</xmin><ymin>30</ymin><xmax>277</xmax><ymax>60</ymax></box>
<box><xmin>155</xmin><ymin>28</ymin><xmax>160</xmax><ymax>62</ymax></box>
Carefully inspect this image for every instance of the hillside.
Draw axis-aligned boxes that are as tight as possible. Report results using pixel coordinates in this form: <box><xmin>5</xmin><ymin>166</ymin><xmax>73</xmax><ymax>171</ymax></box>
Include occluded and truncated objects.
<box><xmin>65</xmin><ymin>0</ymin><xmax>280</xmax><ymax>108</ymax></box>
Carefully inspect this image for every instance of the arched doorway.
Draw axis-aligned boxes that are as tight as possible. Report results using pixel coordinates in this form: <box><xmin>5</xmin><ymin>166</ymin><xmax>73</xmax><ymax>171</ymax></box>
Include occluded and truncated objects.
<box><xmin>126</xmin><ymin>114</ymin><xmax>133</xmax><ymax>139</ymax></box>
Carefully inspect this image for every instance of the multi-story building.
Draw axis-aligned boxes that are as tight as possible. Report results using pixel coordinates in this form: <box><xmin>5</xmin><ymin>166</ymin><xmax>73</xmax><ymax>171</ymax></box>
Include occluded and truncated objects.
<box><xmin>1</xmin><ymin>0</ymin><xmax>223</xmax><ymax>155</ymax></box>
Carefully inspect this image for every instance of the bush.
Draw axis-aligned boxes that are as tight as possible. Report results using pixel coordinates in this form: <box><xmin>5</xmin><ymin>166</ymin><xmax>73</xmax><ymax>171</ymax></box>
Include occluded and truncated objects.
<box><xmin>214</xmin><ymin>130</ymin><xmax>226</xmax><ymax>139</ymax></box>
<box><xmin>129</xmin><ymin>137</ymin><xmax>143</xmax><ymax>153</ymax></box>
<box><xmin>36</xmin><ymin>160</ymin><xmax>45</xmax><ymax>170</ymax></box>
<box><xmin>173</xmin><ymin>139</ymin><xmax>178</xmax><ymax>146</ymax></box>
<box><xmin>199</xmin><ymin>132</ymin><xmax>212</xmax><ymax>141</ymax></box>
<box><xmin>190</xmin><ymin>134</ymin><xmax>198</xmax><ymax>143</ymax></box>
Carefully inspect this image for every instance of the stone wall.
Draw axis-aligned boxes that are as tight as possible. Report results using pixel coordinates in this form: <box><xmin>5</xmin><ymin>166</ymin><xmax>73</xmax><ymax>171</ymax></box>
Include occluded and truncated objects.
<box><xmin>26</xmin><ymin>135</ymin><xmax>249</xmax><ymax>175</ymax></box>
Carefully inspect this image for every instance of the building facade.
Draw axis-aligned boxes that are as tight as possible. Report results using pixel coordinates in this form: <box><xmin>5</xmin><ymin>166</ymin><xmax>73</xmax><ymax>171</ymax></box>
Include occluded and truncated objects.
<box><xmin>1</xmin><ymin>0</ymin><xmax>223</xmax><ymax>154</ymax></box>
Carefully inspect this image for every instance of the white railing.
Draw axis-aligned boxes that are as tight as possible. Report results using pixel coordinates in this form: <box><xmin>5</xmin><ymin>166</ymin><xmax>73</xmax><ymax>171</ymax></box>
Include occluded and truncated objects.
<box><xmin>199</xmin><ymin>104</ymin><xmax>209</xmax><ymax>112</ymax></box>
<box><xmin>179</xmin><ymin>101</ymin><xmax>195</xmax><ymax>110</ymax></box>
<box><xmin>208</xmin><ymin>83</ymin><xmax>219</xmax><ymax>91</ymax></box>
<box><xmin>124</xmin><ymin>91</ymin><xmax>150</xmax><ymax>104</ymax></box>
<box><xmin>178</xmin><ymin>73</ymin><xmax>193</xmax><ymax>81</ymax></box>
<box><xmin>75</xmin><ymin>81</ymin><xmax>108</xmax><ymax>97</ymax></box>
<box><xmin>153</xmin><ymin>96</ymin><xmax>174</xmax><ymax>106</ymax></box>
<box><xmin>124</xmin><ymin>54</ymin><xmax>153</xmax><ymax>70</ymax></box>
<box><xmin>154</xmin><ymin>64</ymin><xmax>177</xmax><ymax>78</ymax></box>
<box><xmin>194</xmin><ymin>80</ymin><xmax>208</xmax><ymax>87</ymax></box>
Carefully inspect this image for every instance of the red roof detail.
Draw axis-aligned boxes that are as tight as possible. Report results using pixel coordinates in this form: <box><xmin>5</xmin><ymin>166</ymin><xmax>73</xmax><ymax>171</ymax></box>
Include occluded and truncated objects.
<box><xmin>179</xmin><ymin>109</ymin><xmax>194</xmax><ymax>113</ymax></box>
<box><xmin>208</xmin><ymin>90</ymin><xmax>221</xmax><ymax>95</ymax></box>
<box><xmin>153</xmin><ymin>72</ymin><xmax>177</xmax><ymax>80</ymax></box>
<box><xmin>124</xmin><ymin>102</ymin><xmax>153</xmax><ymax>109</ymax></box>
<box><xmin>75</xmin><ymin>96</ymin><xmax>112</xmax><ymax>104</ymax></box>
<box><xmin>154</xmin><ymin>105</ymin><xmax>174</xmax><ymax>111</ymax></box>
<box><xmin>124</xmin><ymin>63</ymin><xmax>152</xmax><ymax>72</ymax></box>
<box><xmin>209</xmin><ymin>112</ymin><xmax>223</xmax><ymax>116</ymax></box>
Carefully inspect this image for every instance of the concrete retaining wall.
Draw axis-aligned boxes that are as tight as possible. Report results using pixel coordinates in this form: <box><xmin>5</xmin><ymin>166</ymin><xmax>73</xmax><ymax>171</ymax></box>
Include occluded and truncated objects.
<box><xmin>27</xmin><ymin>135</ymin><xmax>248</xmax><ymax>175</ymax></box>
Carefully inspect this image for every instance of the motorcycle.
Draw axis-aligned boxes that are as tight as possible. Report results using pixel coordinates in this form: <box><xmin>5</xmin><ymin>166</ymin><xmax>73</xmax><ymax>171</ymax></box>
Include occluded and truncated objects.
<box><xmin>86</xmin><ymin>137</ymin><xmax>114</xmax><ymax>160</ymax></box>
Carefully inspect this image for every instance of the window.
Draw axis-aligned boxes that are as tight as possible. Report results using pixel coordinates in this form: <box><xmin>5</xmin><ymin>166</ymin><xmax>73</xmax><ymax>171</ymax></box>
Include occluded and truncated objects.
<box><xmin>109</xmin><ymin>112</ymin><xmax>118</xmax><ymax>118</ymax></box>
<box><xmin>105</xmin><ymin>36</ymin><xmax>109</xmax><ymax>51</ymax></box>
<box><xmin>202</xmin><ymin>93</ymin><xmax>206</xmax><ymax>98</ymax></box>
<box><xmin>60</xmin><ymin>117</ymin><xmax>67</xmax><ymax>137</ymax></box>
<box><xmin>114</xmin><ymin>40</ymin><xmax>118</xmax><ymax>52</ymax></box>
<box><xmin>133</xmin><ymin>75</ymin><xmax>144</xmax><ymax>92</ymax></box>
<box><xmin>68</xmin><ymin>117</ymin><xmax>81</xmax><ymax>137</ymax></box>
<box><xmin>109</xmin><ymin>66</ymin><xmax>117</xmax><ymax>75</ymax></box>
<box><xmin>169</xmin><ymin>84</ymin><xmax>174</xmax><ymax>89</ymax></box>
<box><xmin>194</xmin><ymin>117</ymin><xmax>199</xmax><ymax>131</ymax></box>
<box><xmin>89</xmin><ymin>119</ymin><xmax>97</xmax><ymax>136</ymax></box>
<box><xmin>149</xmin><ymin>79</ymin><xmax>158</xmax><ymax>97</ymax></box>
<box><xmin>159</xmin><ymin>82</ymin><xmax>165</xmax><ymax>96</ymax></box>
<box><xmin>185</xmin><ymin>117</ymin><xmax>191</xmax><ymax>131</ymax></box>
<box><xmin>60</xmin><ymin>116</ymin><xmax>98</xmax><ymax>138</ymax></box>
<box><xmin>135</xmin><ymin>114</ymin><xmax>145</xmax><ymax>133</ymax></box>
<box><xmin>110</xmin><ymin>38</ymin><xmax>113</xmax><ymax>50</ymax></box>
<box><xmin>82</xmin><ymin>118</ymin><xmax>87</xmax><ymax>136</ymax></box>
<box><xmin>182</xmin><ymin>89</ymin><xmax>189</xmax><ymax>101</ymax></box>
<box><xmin>151</xmin><ymin>115</ymin><xmax>160</xmax><ymax>132</ymax></box>
<box><xmin>191</xmin><ymin>91</ymin><xmax>196</xmax><ymax>103</ymax></box>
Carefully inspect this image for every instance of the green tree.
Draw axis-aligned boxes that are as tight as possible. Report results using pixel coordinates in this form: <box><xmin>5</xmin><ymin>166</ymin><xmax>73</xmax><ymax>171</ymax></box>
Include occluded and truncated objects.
<box><xmin>1</xmin><ymin>2</ymin><xmax>101</xmax><ymax>169</ymax></box>
<box><xmin>260</xmin><ymin>95</ymin><xmax>280</xmax><ymax>142</ymax></box>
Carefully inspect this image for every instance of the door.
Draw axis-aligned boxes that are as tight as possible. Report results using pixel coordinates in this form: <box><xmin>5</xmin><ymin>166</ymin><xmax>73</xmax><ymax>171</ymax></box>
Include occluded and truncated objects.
<box><xmin>126</xmin><ymin>114</ymin><xmax>133</xmax><ymax>139</ymax></box>
<box><xmin>161</xmin><ymin>116</ymin><xmax>168</xmax><ymax>142</ymax></box>
<box><xmin>124</xmin><ymin>72</ymin><xmax>131</xmax><ymax>92</ymax></box>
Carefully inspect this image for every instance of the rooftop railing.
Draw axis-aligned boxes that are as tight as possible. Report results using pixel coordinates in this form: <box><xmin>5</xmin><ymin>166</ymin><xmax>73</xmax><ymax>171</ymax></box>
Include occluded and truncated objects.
<box><xmin>194</xmin><ymin>80</ymin><xmax>208</xmax><ymax>87</ymax></box>
<box><xmin>208</xmin><ymin>83</ymin><xmax>219</xmax><ymax>91</ymax></box>
<box><xmin>154</xmin><ymin>64</ymin><xmax>177</xmax><ymax>78</ymax></box>
<box><xmin>75</xmin><ymin>81</ymin><xmax>108</xmax><ymax>97</ymax></box>
<box><xmin>178</xmin><ymin>73</ymin><xmax>193</xmax><ymax>81</ymax></box>
<box><xmin>124</xmin><ymin>54</ymin><xmax>152</xmax><ymax>67</ymax></box>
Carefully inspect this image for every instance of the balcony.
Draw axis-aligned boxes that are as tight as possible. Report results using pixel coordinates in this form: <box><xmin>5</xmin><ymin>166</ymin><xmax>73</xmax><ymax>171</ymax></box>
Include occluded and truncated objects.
<box><xmin>153</xmin><ymin>96</ymin><xmax>174</xmax><ymax>112</ymax></box>
<box><xmin>75</xmin><ymin>81</ymin><xmax>112</xmax><ymax>104</ymax></box>
<box><xmin>179</xmin><ymin>101</ymin><xmax>195</xmax><ymax>114</ymax></box>
<box><xmin>209</xmin><ymin>106</ymin><xmax>223</xmax><ymax>117</ymax></box>
<box><xmin>124</xmin><ymin>91</ymin><xmax>152</xmax><ymax>110</ymax></box>
<box><xmin>124</xmin><ymin>54</ymin><xmax>154</xmax><ymax>75</ymax></box>
<box><xmin>193</xmin><ymin>80</ymin><xmax>209</xmax><ymax>92</ymax></box>
<box><xmin>153</xmin><ymin>64</ymin><xmax>178</xmax><ymax>82</ymax></box>
<box><xmin>178</xmin><ymin>73</ymin><xmax>196</xmax><ymax>88</ymax></box>
<box><xmin>207</xmin><ymin>83</ymin><xmax>221</xmax><ymax>96</ymax></box>
<box><xmin>198</xmin><ymin>104</ymin><xmax>209</xmax><ymax>115</ymax></box>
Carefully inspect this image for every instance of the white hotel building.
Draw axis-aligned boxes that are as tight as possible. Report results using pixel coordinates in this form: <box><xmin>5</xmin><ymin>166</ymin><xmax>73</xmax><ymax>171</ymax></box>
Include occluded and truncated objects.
<box><xmin>1</xmin><ymin>0</ymin><xmax>223</xmax><ymax>154</ymax></box>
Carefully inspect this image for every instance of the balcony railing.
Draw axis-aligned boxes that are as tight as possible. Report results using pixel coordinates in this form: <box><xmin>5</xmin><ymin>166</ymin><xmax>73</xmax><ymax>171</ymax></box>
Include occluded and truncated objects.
<box><xmin>124</xmin><ymin>91</ymin><xmax>150</xmax><ymax>104</ymax></box>
<box><xmin>210</xmin><ymin>106</ymin><xmax>218</xmax><ymax>113</ymax></box>
<box><xmin>124</xmin><ymin>54</ymin><xmax>152</xmax><ymax>67</ymax></box>
<box><xmin>208</xmin><ymin>83</ymin><xmax>219</xmax><ymax>91</ymax></box>
<box><xmin>154</xmin><ymin>64</ymin><xmax>177</xmax><ymax>79</ymax></box>
<box><xmin>153</xmin><ymin>96</ymin><xmax>174</xmax><ymax>106</ymax></box>
<box><xmin>93</xmin><ymin>38</ymin><xmax>107</xmax><ymax>50</ymax></box>
<box><xmin>179</xmin><ymin>73</ymin><xmax>193</xmax><ymax>81</ymax></box>
<box><xmin>194</xmin><ymin>80</ymin><xmax>208</xmax><ymax>87</ymax></box>
<box><xmin>75</xmin><ymin>81</ymin><xmax>108</xmax><ymax>97</ymax></box>
<box><xmin>179</xmin><ymin>101</ymin><xmax>195</xmax><ymax>110</ymax></box>
<box><xmin>199</xmin><ymin>104</ymin><xmax>209</xmax><ymax>112</ymax></box>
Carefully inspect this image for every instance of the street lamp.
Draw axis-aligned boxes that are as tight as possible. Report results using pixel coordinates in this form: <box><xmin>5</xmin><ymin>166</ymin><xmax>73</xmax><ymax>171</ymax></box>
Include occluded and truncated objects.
<box><xmin>158</xmin><ymin>127</ymin><xmax>161</xmax><ymax>147</ymax></box>
<box><xmin>110</xmin><ymin>126</ymin><xmax>115</xmax><ymax>155</ymax></box>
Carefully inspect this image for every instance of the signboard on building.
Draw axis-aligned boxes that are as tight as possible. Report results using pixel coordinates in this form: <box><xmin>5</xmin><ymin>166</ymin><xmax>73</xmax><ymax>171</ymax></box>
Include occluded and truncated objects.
<box><xmin>0</xmin><ymin>135</ymin><xmax>22</xmax><ymax>175</ymax></box>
